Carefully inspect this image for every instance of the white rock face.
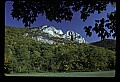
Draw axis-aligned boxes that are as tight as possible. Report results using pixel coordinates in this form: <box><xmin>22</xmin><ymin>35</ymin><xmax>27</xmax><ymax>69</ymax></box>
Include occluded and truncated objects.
<box><xmin>39</xmin><ymin>25</ymin><xmax>63</xmax><ymax>38</ymax></box>
<box><xmin>31</xmin><ymin>25</ymin><xmax>87</xmax><ymax>44</ymax></box>
<box><xmin>55</xmin><ymin>29</ymin><xmax>63</xmax><ymax>35</ymax></box>
<box><xmin>64</xmin><ymin>30</ymin><xmax>86</xmax><ymax>43</ymax></box>
<box><xmin>32</xmin><ymin>36</ymin><xmax>56</xmax><ymax>44</ymax></box>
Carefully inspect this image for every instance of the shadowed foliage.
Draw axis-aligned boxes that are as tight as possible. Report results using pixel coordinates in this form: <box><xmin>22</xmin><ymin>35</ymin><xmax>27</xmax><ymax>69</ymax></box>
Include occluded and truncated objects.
<box><xmin>90</xmin><ymin>39</ymin><xmax>116</xmax><ymax>51</ymax></box>
<box><xmin>10</xmin><ymin>0</ymin><xmax>116</xmax><ymax>40</ymax></box>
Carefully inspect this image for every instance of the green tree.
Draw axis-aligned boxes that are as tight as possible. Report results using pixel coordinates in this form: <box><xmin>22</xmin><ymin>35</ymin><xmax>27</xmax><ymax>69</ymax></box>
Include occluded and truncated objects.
<box><xmin>4</xmin><ymin>26</ymin><xmax>116</xmax><ymax>73</ymax></box>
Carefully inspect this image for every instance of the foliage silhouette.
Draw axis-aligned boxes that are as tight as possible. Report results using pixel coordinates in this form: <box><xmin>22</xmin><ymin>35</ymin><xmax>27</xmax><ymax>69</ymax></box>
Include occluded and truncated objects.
<box><xmin>10</xmin><ymin>0</ymin><xmax>116</xmax><ymax>40</ymax></box>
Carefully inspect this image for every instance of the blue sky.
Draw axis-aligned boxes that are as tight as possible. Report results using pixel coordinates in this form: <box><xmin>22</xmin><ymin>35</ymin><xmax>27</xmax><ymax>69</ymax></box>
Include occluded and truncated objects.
<box><xmin>5</xmin><ymin>1</ymin><xmax>116</xmax><ymax>43</ymax></box>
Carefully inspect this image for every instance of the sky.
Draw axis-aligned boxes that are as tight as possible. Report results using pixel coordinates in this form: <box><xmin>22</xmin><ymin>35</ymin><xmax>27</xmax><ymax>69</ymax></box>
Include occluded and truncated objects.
<box><xmin>5</xmin><ymin>1</ymin><xmax>116</xmax><ymax>43</ymax></box>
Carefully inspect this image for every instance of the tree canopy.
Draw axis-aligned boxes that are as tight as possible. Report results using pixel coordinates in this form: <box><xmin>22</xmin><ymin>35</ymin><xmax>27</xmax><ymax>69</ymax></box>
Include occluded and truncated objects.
<box><xmin>4</xmin><ymin>26</ymin><xmax>116</xmax><ymax>73</ymax></box>
<box><xmin>10</xmin><ymin>0</ymin><xmax>116</xmax><ymax>40</ymax></box>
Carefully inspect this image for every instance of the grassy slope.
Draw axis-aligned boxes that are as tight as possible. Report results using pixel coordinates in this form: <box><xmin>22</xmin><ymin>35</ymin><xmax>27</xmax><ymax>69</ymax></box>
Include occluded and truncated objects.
<box><xmin>5</xmin><ymin>70</ymin><xmax>115</xmax><ymax>77</ymax></box>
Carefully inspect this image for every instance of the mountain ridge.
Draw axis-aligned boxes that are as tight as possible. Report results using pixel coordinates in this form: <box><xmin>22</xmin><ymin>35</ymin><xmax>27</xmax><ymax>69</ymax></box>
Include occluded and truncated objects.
<box><xmin>28</xmin><ymin>25</ymin><xmax>87</xmax><ymax>44</ymax></box>
<box><xmin>90</xmin><ymin>39</ymin><xmax>116</xmax><ymax>51</ymax></box>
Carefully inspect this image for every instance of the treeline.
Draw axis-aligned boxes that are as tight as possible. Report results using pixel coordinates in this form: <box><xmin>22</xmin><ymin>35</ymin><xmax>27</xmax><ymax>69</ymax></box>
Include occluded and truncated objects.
<box><xmin>90</xmin><ymin>39</ymin><xmax>116</xmax><ymax>51</ymax></box>
<box><xmin>4</xmin><ymin>26</ymin><xmax>116</xmax><ymax>73</ymax></box>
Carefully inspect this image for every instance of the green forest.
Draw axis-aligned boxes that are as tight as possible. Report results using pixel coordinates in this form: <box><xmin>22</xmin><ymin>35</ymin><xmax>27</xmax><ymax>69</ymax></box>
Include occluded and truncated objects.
<box><xmin>4</xmin><ymin>26</ymin><xmax>116</xmax><ymax>73</ymax></box>
<box><xmin>90</xmin><ymin>39</ymin><xmax>116</xmax><ymax>51</ymax></box>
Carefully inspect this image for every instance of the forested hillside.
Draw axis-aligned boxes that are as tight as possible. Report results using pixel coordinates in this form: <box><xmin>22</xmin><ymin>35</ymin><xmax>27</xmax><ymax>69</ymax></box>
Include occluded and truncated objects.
<box><xmin>90</xmin><ymin>39</ymin><xmax>116</xmax><ymax>51</ymax></box>
<box><xmin>4</xmin><ymin>26</ymin><xmax>116</xmax><ymax>73</ymax></box>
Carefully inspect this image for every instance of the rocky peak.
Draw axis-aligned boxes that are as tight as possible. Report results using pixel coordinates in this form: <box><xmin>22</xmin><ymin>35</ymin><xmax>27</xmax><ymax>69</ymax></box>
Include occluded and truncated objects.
<box><xmin>30</xmin><ymin>25</ymin><xmax>87</xmax><ymax>44</ymax></box>
<box><xmin>40</xmin><ymin>25</ymin><xmax>63</xmax><ymax>37</ymax></box>
<box><xmin>64</xmin><ymin>30</ymin><xmax>86</xmax><ymax>43</ymax></box>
